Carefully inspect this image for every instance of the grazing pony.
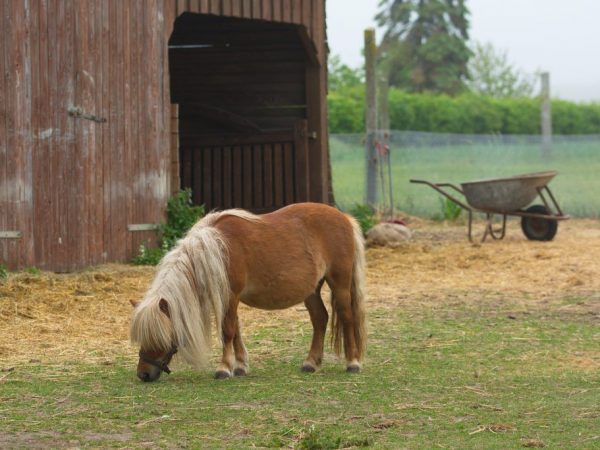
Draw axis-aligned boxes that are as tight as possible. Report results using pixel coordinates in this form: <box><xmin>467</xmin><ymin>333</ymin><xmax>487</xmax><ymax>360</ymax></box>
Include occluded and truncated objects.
<box><xmin>130</xmin><ymin>202</ymin><xmax>366</xmax><ymax>382</ymax></box>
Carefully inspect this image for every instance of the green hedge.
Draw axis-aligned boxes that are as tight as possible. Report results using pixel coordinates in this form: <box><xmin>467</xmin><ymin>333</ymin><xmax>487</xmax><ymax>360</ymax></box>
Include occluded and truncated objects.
<box><xmin>328</xmin><ymin>88</ymin><xmax>600</xmax><ymax>135</ymax></box>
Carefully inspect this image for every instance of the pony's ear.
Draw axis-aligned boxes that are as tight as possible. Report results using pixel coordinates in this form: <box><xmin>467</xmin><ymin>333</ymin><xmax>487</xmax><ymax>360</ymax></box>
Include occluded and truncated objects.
<box><xmin>130</xmin><ymin>299</ymin><xmax>140</xmax><ymax>308</ymax></box>
<box><xmin>159</xmin><ymin>298</ymin><xmax>171</xmax><ymax>318</ymax></box>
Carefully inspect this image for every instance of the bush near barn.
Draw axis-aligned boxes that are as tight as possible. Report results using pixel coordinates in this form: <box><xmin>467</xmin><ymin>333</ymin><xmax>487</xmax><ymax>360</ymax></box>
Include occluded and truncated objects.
<box><xmin>328</xmin><ymin>88</ymin><xmax>600</xmax><ymax>135</ymax></box>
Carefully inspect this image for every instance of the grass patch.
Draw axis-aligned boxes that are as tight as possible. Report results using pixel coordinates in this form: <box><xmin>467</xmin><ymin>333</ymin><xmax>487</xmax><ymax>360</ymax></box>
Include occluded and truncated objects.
<box><xmin>2</xmin><ymin>298</ymin><xmax>598</xmax><ymax>449</ymax></box>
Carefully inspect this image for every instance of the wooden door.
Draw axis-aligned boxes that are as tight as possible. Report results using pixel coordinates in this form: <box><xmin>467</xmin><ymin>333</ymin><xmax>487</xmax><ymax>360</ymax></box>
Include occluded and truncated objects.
<box><xmin>179</xmin><ymin>120</ymin><xmax>309</xmax><ymax>213</ymax></box>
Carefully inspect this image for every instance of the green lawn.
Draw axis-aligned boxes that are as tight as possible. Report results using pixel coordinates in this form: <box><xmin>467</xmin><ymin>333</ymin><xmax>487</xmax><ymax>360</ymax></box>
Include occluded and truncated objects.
<box><xmin>331</xmin><ymin>134</ymin><xmax>600</xmax><ymax>218</ymax></box>
<box><xmin>2</xmin><ymin>297</ymin><xmax>598</xmax><ymax>449</ymax></box>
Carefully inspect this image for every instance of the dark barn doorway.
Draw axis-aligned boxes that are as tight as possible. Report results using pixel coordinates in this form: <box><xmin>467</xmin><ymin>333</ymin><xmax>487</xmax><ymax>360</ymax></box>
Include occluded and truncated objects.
<box><xmin>169</xmin><ymin>13</ymin><xmax>318</xmax><ymax>213</ymax></box>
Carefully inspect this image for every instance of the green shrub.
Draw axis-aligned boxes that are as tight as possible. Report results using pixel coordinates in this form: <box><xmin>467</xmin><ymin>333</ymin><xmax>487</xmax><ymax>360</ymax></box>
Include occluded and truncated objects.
<box><xmin>159</xmin><ymin>189</ymin><xmax>205</xmax><ymax>249</ymax></box>
<box><xmin>436</xmin><ymin>197</ymin><xmax>462</xmax><ymax>221</ymax></box>
<box><xmin>0</xmin><ymin>264</ymin><xmax>7</xmax><ymax>280</ymax></box>
<box><xmin>132</xmin><ymin>189</ymin><xmax>205</xmax><ymax>266</ymax></box>
<box><xmin>328</xmin><ymin>87</ymin><xmax>600</xmax><ymax>135</ymax></box>
<box><xmin>349</xmin><ymin>203</ymin><xmax>378</xmax><ymax>235</ymax></box>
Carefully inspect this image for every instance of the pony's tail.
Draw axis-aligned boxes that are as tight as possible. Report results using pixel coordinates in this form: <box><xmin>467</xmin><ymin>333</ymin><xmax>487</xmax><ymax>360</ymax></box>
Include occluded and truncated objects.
<box><xmin>332</xmin><ymin>216</ymin><xmax>367</xmax><ymax>361</ymax></box>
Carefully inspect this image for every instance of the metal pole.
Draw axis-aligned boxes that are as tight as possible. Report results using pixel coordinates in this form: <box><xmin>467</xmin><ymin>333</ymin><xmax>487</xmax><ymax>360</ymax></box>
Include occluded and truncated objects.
<box><xmin>364</xmin><ymin>28</ymin><xmax>378</xmax><ymax>206</ymax></box>
<box><xmin>541</xmin><ymin>72</ymin><xmax>552</xmax><ymax>159</ymax></box>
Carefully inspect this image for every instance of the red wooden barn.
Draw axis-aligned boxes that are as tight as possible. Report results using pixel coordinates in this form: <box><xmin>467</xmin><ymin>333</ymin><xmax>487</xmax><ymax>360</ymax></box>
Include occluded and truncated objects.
<box><xmin>0</xmin><ymin>0</ymin><xmax>332</xmax><ymax>271</ymax></box>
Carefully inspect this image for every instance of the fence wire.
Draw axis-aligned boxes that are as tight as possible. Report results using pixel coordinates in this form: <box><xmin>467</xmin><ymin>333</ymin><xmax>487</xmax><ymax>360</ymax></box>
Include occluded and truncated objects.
<box><xmin>330</xmin><ymin>131</ymin><xmax>600</xmax><ymax>218</ymax></box>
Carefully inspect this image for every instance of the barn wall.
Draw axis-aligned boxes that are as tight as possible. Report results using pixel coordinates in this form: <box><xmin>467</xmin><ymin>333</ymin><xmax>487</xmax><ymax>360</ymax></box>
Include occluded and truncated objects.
<box><xmin>0</xmin><ymin>0</ymin><xmax>172</xmax><ymax>271</ymax></box>
<box><xmin>0</xmin><ymin>0</ymin><xmax>327</xmax><ymax>271</ymax></box>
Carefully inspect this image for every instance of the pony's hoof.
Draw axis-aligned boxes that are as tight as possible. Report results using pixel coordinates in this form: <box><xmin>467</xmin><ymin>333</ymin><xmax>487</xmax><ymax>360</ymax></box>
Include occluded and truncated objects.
<box><xmin>215</xmin><ymin>370</ymin><xmax>231</xmax><ymax>380</ymax></box>
<box><xmin>233</xmin><ymin>368</ymin><xmax>247</xmax><ymax>377</ymax></box>
<box><xmin>301</xmin><ymin>364</ymin><xmax>316</xmax><ymax>373</ymax></box>
<box><xmin>346</xmin><ymin>365</ymin><xmax>361</xmax><ymax>374</ymax></box>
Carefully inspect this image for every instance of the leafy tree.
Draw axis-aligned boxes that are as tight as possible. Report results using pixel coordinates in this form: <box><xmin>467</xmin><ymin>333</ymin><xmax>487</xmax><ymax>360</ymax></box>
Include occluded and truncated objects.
<box><xmin>376</xmin><ymin>0</ymin><xmax>472</xmax><ymax>95</ymax></box>
<box><xmin>466</xmin><ymin>42</ymin><xmax>537</xmax><ymax>98</ymax></box>
<box><xmin>328</xmin><ymin>55</ymin><xmax>364</xmax><ymax>91</ymax></box>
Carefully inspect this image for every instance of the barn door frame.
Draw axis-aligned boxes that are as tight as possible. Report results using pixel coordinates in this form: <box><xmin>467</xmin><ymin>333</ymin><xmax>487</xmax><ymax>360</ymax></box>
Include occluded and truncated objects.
<box><xmin>294</xmin><ymin>119</ymin><xmax>310</xmax><ymax>202</ymax></box>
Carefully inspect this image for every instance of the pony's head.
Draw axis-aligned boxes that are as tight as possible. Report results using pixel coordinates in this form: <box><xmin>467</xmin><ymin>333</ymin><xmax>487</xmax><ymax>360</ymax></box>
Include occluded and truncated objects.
<box><xmin>129</xmin><ymin>221</ymin><xmax>233</xmax><ymax>382</ymax></box>
<box><xmin>130</xmin><ymin>298</ymin><xmax>177</xmax><ymax>382</ymax></box>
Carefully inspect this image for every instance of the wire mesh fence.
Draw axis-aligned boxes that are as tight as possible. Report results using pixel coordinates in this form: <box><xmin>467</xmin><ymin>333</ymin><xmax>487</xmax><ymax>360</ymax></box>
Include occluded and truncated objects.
<box><xmin>330</xmin><ymin>131</ymin><xmax>600</xmax><ymax>218</ymax></box>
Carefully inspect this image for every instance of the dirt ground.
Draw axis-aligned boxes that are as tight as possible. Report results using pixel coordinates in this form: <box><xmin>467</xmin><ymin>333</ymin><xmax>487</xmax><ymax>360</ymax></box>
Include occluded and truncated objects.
<box><xmin>1</xmin><ymin>218</ymin><xmax>599</xmax><ymax>367</ymax></box>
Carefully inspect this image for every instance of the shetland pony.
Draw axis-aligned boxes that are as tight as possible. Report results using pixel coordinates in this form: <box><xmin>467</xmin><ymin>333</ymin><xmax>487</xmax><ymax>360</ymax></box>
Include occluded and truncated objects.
<box><xmin>130</xmin><ymin>202</ymin><xmax>366</xmax><ymax>382</ymax></box>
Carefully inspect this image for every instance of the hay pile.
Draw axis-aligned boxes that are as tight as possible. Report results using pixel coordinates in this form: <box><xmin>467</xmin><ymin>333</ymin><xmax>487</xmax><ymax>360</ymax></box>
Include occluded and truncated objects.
<box><xmin>1</xmin><ymin>219</ymin><xmax>599</xmax><ymax>366</ymax></box>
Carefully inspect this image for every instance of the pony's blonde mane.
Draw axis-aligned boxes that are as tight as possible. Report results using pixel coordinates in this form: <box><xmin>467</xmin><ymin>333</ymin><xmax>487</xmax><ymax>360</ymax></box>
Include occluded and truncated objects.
<box><xmin>130</xmin><ymin>209</ymin><xmax>262</xmax><ymax>368</ymax></box>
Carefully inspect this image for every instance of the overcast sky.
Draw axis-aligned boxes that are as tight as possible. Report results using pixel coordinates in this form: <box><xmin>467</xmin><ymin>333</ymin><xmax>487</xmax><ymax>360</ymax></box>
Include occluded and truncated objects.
<box><xmin>326</xmin><ymin>0</ymin><xmax>600</xmax><ymax>102</ymax></box>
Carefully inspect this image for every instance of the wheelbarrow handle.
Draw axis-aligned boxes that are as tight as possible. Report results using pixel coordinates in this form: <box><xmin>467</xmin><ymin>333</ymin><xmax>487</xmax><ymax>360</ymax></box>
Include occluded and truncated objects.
<box><xmin>410</xmin><ymin>179</ymin><xmax>472</xmax><ymax>211</ymax></box>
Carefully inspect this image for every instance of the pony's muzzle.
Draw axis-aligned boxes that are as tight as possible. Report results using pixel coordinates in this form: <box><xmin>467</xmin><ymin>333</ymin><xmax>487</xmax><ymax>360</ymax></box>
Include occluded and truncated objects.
<box><xmin>138</xmin><ymin>366</ymin><xmax>161</xmax><ymax>382</ymax></box>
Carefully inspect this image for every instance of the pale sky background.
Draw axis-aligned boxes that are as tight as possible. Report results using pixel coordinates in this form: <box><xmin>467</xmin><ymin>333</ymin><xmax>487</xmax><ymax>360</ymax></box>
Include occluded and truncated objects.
<box><xmin>326</xmin><ymin>0</ymin><xmax>600</xmax><ymax>102</ymax></box>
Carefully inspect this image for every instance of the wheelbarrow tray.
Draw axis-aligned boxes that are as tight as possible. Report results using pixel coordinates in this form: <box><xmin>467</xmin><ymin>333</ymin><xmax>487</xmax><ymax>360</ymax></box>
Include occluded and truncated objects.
<box><xmin>460</xmin><ymin>171</ymin><xmax>557</xmax><ymax>213</ymax></box>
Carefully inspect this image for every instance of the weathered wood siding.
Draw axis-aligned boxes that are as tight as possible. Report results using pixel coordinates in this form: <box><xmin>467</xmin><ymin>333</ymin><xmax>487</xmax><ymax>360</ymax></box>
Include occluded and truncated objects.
<box><xmin>0</xmin><ymin>0</ymin><xmax>328</xmax><ymax>271</ymax></box>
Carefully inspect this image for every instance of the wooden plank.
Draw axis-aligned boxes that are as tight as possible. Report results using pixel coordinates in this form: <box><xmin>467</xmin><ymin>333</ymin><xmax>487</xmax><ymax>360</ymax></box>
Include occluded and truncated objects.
<box><xmin>242</xmin><ymin>145</ymin><xmax>253</xmax><ymax>208</ymax></box>
<box><xmin>292</xmin><ymin>0</ymin><xmax>302</xmax><ymax>24</ymax></box>
<box><xmin>101</xmin><ymin>0</ymin><xmax>111</xmax><ymax>265</ymax></box>
<box><xmin>282</xmin><ymin>0</ymin><xmax>292</xmax><ymax>22</ymax></box>
<box><xmin>3</xmin><ymin>0</ymin><xmax>18</xmax><ymax>267</ymax></box>
<box><xmin>273</xmin><ymin>0</ymin><xmax>282</xmax><ymax>21</ymax></box>
<box><xmin>283</xmin><ymin>142</ymin><xmax>294</xmax><ymax>204</ymax></box>
<box><xmin>128</xmin><ymin>0</ymin><xmax>142</xmax><ymax>260</ymax></box>
<box><xmin>75</xmin><ymin>0</ymin><xmax>91</xmax><ymax>267</ymax></box>
<box><xmin>0</xmin><ymin>0</ymin><xmax>8</xmax><ymax>264</ymax></box>
<box><xmin>58</xmin><ymin>0</ymin><xmax>76</xmax><ymax>269</ymax></box>
<box><xmin>222</xmin><ymin>146</ymin><xmax>232</xmax><ymax>208</ymax></box>
<box><xmin>113</xmin><ymin>0</ymin><xmax>128</xmax><ymax>262</ymax></box>
<box><xmin>209</xmin><ymin>0</ymin><xmax>221</xmax><ymax>15</ymax></box>
<box><xmin>242</xmin><ymin>0</ymin><xmax>252</xmax><ymax>18</ymax></box>
<box><xmin>29</xmin><ymin>0</ymin><xmax>44</xmax><ymax>267</ymax></box>
<box><xmin>181</xmin><ymin>147</ymin><xmax>193</xmax><ymax>190</ymax></box>
<box><xmin>192</xmin><ymin>147</ymin><xmax>202</xmax><ymax>206</ymax></box>
<box><xmin>232</xmin><ymin>146</ymin><xmax>243</xmax><ymax>208</ymax></box>
<box><xmin>180</xmin><ymin>131</ymin><xmax>294</xmax><ymax>147</ymax></box>
<box><xmin>311</xmin><ymin>0</ymin><xmax>323</xmax><ymax>55</ymax></box>
<box><xmin>273</xmin><ymin>143</ymin><xmax>284</xmax><ymax>207</ymax></box>
<box><xmin>253</xmin><ymin>145</ymin><xmax>263</xmax><ymax>208</ymax></box>
<box><xmin>91</xmin><ymin>0</ymin><xmax>105</xmax><ymax>265</ymax></box>
<box><xmin>262</xmin><ymin>0</ymin><xmax>272</xmax><ymax>20</ymax></box>
<box><xmin>294</xmin><ymin>120</ymin><xmax>309</xmax><ymax>201</ymax></box>
<box><xmin>171</xmin><ymin>104</ymin><xmax>180</xmax><ymax>195</ymax></box>
<box><xmin>222</xmin><ymin>0</ymin><xmax>233</xmax><ymax>16</ymax></box>
<box><xmin>176</xmin><ymin>0</ymin><xmax>186</xmax><ymax>15</ymax></box>
<box><xmin>203</xmin><ymin>147</ymin><xmax>213</xmax><ymax>208</ymax></box>
<box><xmin>231</xmin><ymin>0</ymin><xmax>242</xmax><ymax>17</ymax></box>
<box><xmin>302</xmin><ymin>0</ymin><xmax>312</xmax><ymax>30</ymax></box>
<box><xmin>252</xmin><ymin>0</ymin><xmax>261</xmax><ymax>19</ymax></box>
<box><xmin>263</xmin><ymin>144</ymin><xmax>273</xmax><ymax>208</ymax></box>
<box><xmin>212</xmin><ymin>147</ymin><xmax>223</xmax><ymax>208</ymax></box>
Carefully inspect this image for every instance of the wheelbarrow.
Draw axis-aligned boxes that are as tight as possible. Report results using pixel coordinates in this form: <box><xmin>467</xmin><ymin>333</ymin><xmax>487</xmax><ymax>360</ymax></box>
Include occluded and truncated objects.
<box><xmin>410</xmin><ymin>171</ymin><xmax>569</xmax><ymax>242</ymax></box>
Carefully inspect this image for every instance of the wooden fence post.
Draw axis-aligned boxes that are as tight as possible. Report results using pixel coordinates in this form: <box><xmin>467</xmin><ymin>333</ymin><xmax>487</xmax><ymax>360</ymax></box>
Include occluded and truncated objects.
<box><xmin>364</xmin><ymin>28</ymin><xmax>378</xmax><ymax>206</ymax></box>
<box><xmin>541</xmin><ymin>72</ymin><xmax>552</xmax><ymax>159</ymax></box>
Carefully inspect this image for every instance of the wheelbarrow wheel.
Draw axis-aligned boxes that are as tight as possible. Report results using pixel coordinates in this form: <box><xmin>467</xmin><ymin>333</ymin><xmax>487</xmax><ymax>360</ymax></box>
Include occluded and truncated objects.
<box><xmin>521</xmin><ymin>205</ymin><xmax>558</xmax><ymax>241</ymax></box>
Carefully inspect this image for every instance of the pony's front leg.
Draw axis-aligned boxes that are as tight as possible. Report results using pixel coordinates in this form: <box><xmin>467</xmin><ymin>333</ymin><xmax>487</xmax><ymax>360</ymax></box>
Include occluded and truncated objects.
<box><xmin>302</xmin><ymin>292</ymin><xmax>328</xmax><ymax>373</ymax></box>
<box><xmin>232</xmin><ymin>325</ymin><xmax>249</xmax><ymax>376</ymax></box>
<box><xmin>215</xmin><ymin>299</ymin><xmax>240</xmax><ymax>380</ymax></box>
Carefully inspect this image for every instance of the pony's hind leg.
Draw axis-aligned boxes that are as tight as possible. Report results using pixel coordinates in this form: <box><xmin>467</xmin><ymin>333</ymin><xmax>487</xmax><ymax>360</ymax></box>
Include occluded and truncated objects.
<box><xmin>332</xmin><ymin>287</ymin><xmax>361</xmax><ymax>372</ymax></box>
<box><xmin>302</xmin><ymin>281</ymin><xmax>328</xmax><ymax>373</ymax></box>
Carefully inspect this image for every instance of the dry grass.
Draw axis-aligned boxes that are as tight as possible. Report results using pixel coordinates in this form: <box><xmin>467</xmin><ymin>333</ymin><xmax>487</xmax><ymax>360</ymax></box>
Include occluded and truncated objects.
<box><xmin>1</xmin><ymin>218</ymin><xmax>599</xmax><ymax>367</ymax></box>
